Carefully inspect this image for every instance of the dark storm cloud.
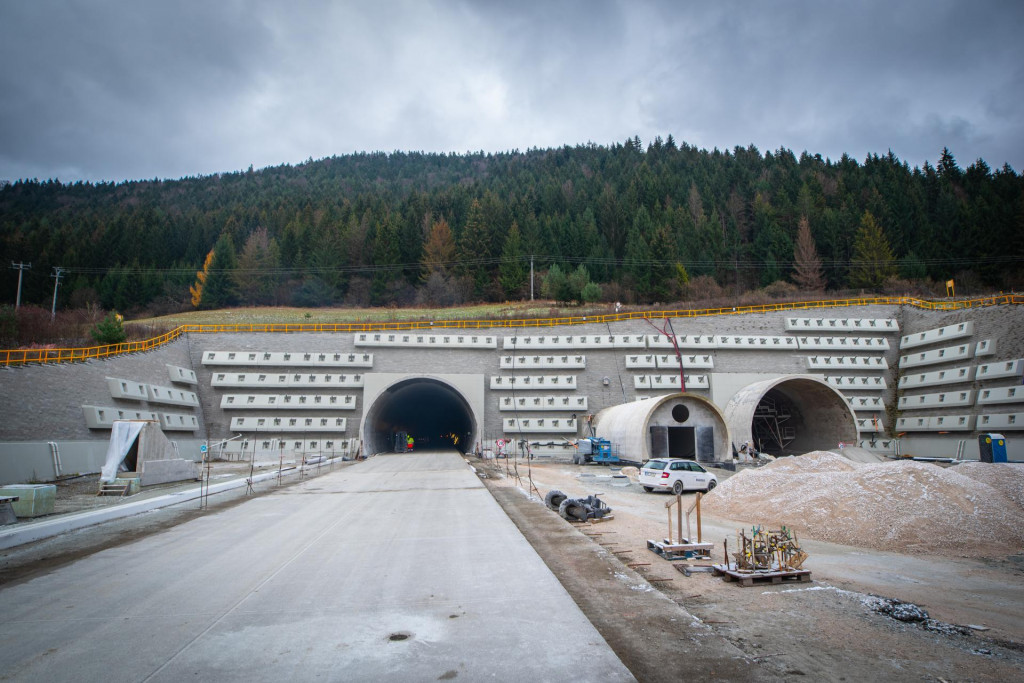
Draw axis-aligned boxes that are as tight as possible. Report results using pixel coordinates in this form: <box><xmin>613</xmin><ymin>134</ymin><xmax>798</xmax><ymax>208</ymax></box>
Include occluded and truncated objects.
<box><xmin>0</xmin><ymin>0</ymin><xmax>1021</xmax><ymax>183</ymax></box>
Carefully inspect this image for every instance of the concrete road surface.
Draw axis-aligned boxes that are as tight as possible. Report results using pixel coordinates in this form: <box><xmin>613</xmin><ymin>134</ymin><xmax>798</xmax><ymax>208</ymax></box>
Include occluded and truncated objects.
<box><xmin>0</xmin><ymin>452</ymin><xmax>634</xmax><ymax>682</ymax></box>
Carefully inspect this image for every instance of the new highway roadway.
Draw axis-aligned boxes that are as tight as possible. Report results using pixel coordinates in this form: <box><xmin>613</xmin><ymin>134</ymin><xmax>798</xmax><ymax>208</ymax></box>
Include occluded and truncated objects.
<box><xmin>0</xmin><ymin>451</ymin><xmax>634</xmax><ymax>681</ymax></box>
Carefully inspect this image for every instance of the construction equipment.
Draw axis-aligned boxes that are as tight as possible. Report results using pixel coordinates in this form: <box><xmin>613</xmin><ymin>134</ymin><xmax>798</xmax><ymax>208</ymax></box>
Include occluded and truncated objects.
<box><xmin>573</xmin><ymin>437</ymin><xmax>620</xmax><ymax>465</ymax></box>
<box><xmin>713</xmin><ymin>525</ymin><xmax>811</xmax><ymax>586</ymax></box>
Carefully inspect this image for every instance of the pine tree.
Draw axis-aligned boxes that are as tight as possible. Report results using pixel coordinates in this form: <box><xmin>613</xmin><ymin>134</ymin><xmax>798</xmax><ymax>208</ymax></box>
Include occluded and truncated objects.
<box><xmin>234</xmin><ymin>228</ymin><xmax>281</xmax><ymax>305</ymax></box>
<box><xmin>498</xmin><ymin>222</ymin><xmax>527</xmax><ymax>298</ymax></box>
<box><xmin>457</xmin><ymin>200</ymin><xmax>492</xmax><ymax>298</ymax></box>
<box><xmin>849</xmin><ymin>211</ymin><xmax>897</xmax><ymax>289</ymax></box>
<box><xmin>200</xmin><ymin>234</ymin><xmax>240</xmax><ymax>309</ymax></box>
<box><xmin>792</xmin><ymin>216</ymin><xmax>825</xmax><ymax>291</ymax></box>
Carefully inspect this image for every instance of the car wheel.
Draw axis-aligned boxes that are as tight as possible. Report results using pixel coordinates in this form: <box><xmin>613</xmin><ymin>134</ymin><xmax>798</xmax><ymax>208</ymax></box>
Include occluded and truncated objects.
<box><xmin>559</xmin><ymin>498</ymin><xmax>588</xmax><ymax>522</ymax></box>
<box><xmin>545</xmin><ymin>489</ymin><xmax>568</xmax><ymax>511</ymax></box>
<box><xmin>642</xmin><ymin>486</ymin><xmax>653</xmax><ymax>493</ymax></box>
<box><xmin>672</xmin><ymin>480</ymin><xmax>685</xmax><ymax>495</ymax></box>
<box><xmin>705</xmin><ymin>480</ymin><xmax>717</xmax><ymax>493</ymax></box>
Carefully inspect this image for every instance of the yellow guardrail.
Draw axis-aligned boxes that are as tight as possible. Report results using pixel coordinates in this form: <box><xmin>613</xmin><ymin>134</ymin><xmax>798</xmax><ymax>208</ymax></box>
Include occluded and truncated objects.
<box><xmin>1</xmin><ymin>294</ymin><xmax>1021</xmax><ymax>367</ymax></box>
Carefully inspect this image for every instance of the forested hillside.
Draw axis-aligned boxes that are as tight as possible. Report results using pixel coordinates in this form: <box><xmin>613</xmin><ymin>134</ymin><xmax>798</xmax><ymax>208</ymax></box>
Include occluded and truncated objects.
<box><xmin>2</xmin><ymin>137</ymin><xmax>1022</xmax><ymax>314</ymax></box>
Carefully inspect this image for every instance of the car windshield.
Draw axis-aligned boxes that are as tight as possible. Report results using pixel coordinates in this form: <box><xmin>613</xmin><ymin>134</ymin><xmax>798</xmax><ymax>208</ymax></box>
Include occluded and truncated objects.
<box><xmin>643</xmin><ymin>460</ymin><xmax>667</xmax><ymax>470</ymax></box>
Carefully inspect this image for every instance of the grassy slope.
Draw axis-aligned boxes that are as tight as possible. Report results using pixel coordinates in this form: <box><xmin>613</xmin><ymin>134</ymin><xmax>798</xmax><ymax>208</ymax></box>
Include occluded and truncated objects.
<box><xmin>128</xmin><ymin>301</ymin><xmax>615</xmax><ymax>328</ymax></box>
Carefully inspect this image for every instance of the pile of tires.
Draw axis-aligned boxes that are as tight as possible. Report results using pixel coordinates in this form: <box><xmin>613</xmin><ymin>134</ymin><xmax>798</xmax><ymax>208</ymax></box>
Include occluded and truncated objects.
<box><xmin>545</xmin><ymin>490</ymin><xmax>612</xmax><ymax>522</ymax></box>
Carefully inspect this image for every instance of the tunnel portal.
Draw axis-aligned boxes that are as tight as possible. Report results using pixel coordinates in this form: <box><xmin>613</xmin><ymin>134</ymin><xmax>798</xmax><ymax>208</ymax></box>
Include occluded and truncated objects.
<box><xmin>362</xmin><ymin>378</ymin><xmax>477</xmax><ymax>455</ymax></box>
<box><xmin>724</xmin><ymin>376</ymin><xmax>859</xmax><ymax>457</ymax></box>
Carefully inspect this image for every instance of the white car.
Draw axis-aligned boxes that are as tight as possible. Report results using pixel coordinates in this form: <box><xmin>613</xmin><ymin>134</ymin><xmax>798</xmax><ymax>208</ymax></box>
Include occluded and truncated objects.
<box><xmin>638</xmin><ymin>458</ymin><xmax>718</xmax><ymax>494</ymax></box>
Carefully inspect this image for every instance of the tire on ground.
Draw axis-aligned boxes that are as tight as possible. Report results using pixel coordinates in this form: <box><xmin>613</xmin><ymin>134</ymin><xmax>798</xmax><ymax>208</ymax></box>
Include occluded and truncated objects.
<box><xmin>545</xmin><ymin>489</ymin><xmax>568</xmax><ymax>511</ymax></box>
<box><xmin>559</xmin><ymin>498</ymin><xmax>589</xmax><ymax>522</ymax></box>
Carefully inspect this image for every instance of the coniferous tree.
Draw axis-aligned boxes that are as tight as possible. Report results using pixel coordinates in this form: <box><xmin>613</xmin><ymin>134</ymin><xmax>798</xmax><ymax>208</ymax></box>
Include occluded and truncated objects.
<box><xmin>498</xmin><ymin>222</ymin><xmax>527</xmax><ymax>298</ymax></box>
<box><xmin>849</xmin><ymin>211</ymin><xmax>897</xmax><ymax>289</ymax></box>
<box><xmin>199</xmin><ymin>235</ymin><xmax>239</xmax><ymax>309</ymax></box>
<box><xmin>792</xmin><ymin>216</ymin><xmax>825</xmax><ymax>291</ymax></box>
<box><xmin>420</xmin><ymin>218</ymin><xmax>456</xmax><ymax>280</ymax></box>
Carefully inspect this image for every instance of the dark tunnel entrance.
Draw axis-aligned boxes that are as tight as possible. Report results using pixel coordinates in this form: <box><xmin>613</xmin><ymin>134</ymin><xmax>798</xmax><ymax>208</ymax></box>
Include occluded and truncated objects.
<box><xmin>362</xmin><ymin>378</ymin><xmax>477</xmax><ymax>455</ymax></box>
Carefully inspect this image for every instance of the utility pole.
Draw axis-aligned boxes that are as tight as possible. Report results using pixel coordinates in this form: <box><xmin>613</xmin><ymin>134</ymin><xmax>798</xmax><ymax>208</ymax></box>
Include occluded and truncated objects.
<box><xmin>50</xmin><ymin>267</ymin><xmax>65</xmax><ymax>320</ymax></box>
<box><xmin>529</xmin><ymin>255</ymin><xmax>534</xmax><ymax>301</ymax></box>
<box><xmin>10</xmin><ymin>261</ymin><xmax>31</xmax><ymax>308</ymax></box>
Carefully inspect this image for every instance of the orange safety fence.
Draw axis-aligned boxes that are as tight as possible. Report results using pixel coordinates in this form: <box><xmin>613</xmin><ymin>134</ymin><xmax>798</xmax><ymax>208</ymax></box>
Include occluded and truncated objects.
<box><xmin>1</xmin><ymin>293</ymin><xmax>1021</xmax><ymax>367</ymax></box>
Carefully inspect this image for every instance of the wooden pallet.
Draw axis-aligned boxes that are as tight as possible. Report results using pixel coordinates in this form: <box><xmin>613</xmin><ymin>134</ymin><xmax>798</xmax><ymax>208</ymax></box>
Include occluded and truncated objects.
<box><xmin>712</xmin><ymin>564</ymin><xmax>812</xmax><ymax>586</ymax></box>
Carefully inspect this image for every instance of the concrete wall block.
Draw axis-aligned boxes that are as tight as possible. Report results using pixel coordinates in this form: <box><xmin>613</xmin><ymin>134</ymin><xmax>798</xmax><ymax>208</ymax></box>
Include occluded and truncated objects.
<box><xmin>856</xmin><ymin>416</ymin><xmax>885</xmax><ymax>432</ymax></box>
<box><xmin>898</xmin><ymin>390</ymin><xmax>973</xmax><ymax>410</ymax></box>
<box><xmin>633</xmin><ymin>374</ymin><xmax>710</xmax><ymax>390</ymax></box>
<box><xmin>202</xmin><ymin>350</ymin><xmax>373</xmax><ymax>368</ymax></box>
<box><xmin>806</xmin><ymin>356</ymin><xmax>889</xmax><ymax>370</ymax></box>
<box><xmin>976</xmin><ymin>412</ymin><xmax>1022</xmax><ymax>431</ymax></box>
<box><xmin>714</xmin><ymin>335</ymin><xmax>798</xmax><ymax>350</ymax></box>
<box><xmin>647</xmin><ymin>334</ymin><xmax>719</xmax><ymax>349</ymax></box>
<box><xmin>489</xmin><ymin>375</ymin><xmax>577</xmax><ymax>390</ymax></box>
<box><xmin>820</xmin><ymin>375</ymin><xmax>888</xmax><ymax>390</ymax></box>
<box><xmin>899</xmin><ymin>321</ymin><xmax>975</xmax><ymax>349</ymax></box>
<box><xmin>106</xmin><ymin>377</ymin><xmax>148</xmax><ymax>401</ymax></box>
<box><xmin>139</xmin><ymin>459</ymin><xmax>198</xmax><ymax>487</ymax></box>
<box><xmin>354</xmin><ymin>332</ymin><xmax>496</xmax><ymax>349</ymax></box>
<box><xmin>846</xmin><ymin>395</ymin><xmax>885</xmax><ymax>411</ymax></box>
<box><xmin>895</xmin><ymin>414</ymin><xmax>975</xmax><ymax>432</ymax></box>
<box><xmin>167</xmin><ymin>365</ymin><xmax>197</xmax><ymax>385</ymax></box>
<box><xmin>499</xmin><ymin>354</ymin><xmax>587</xmax><ymax>370</ymax></box>
<box><xmin>898</xmin><ymin>365</ymin><xmax>975</xmax><ymax>389</ymax></box>
<box><xmin>220</xmin><ymin>394</ymin><xmax>357</xmax><ymax>410</ymax></box>
<box><xmin>502</xmin><ymin>416</ymin><xmax>579</xmax><ymax>434</ymax></box>
<box><xmin>503</xmin><ymin>334</ymin><xmax>646</xmax><ymax>350</ymax></box>
<box><xmin>221</xmin><ymin>437</ymin><xmax>357</xmax><ymax>456</ymax></box>
<box><xmin>974</xmin><ymin>339</ymin><xmax>996</xmax><ymax>357</ymax></box>
<box><xmin>82</xmin><ymin>406</ymin><xmax>160</xmax><ymax>429</ymax></box>
<box><xmin>230</xmin><ymin>415</ymin><xmax>348</xmax><ymax>433</ymax></box>
<box><xmin>146</xmin><ymin>384</ymin><xmax>199</xmax><ymax>407</ymax></box>
<box><xmin>977</xmin><ymin>386</ymin><xmax>1024</xmax><ymax>405</ymax></box>
<box><xmin>796</xmin><ymin>336</ymin><xmax>890</xmax><ymax>351</ymax></box>
<box><xmin>498</xmin><ymin>395</ymin><xmax>589</xmax><ymax>411</ymax></box>
<box><xmin>210</xmin><ymin>372</ymin><xmax>365</xmax><ymax>388</ymax></box>
<box><xmin>157</xmin><ymin>412</ymin><xmax>199</xmax><ymax>431</ymax></box>
<box><xmin>899</xmin><ymin>342</ymin><xmax>973</xmax><ymax>369</ymax></box>
<box><xmin>976</xmin><ymin>358</ymin><xmax>1024</xmax><ymax>380</ymax></box>
<box><xmin>785</xmin><ymin>317</ymin><xmax>899</xmax><ymax>332</ymax></box>
<box><xmin>654</xmin><ymin>354</ymin><xmax>715</xmax><ymax>369</ymax></box>
<box><xmin>624</xmin><ymin>354</ymin><xmax>658</xmax><ymax>369</ymax></box>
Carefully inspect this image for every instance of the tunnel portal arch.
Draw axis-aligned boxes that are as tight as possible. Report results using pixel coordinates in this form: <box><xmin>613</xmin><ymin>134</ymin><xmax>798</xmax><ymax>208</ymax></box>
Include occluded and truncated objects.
<box><xmin>360</xmin><ymin>375</ymin><xmax>482</xmax><ymax>455</ymax></box>
<box><xmin>593</xmin><ymin>393</ymin><xmax>731</xmax><ymax>464</ymax></box>
<box><xmin>724</xmin><ymin>375</ymin><xmax>859</xmax><ymax>457</ymax></box>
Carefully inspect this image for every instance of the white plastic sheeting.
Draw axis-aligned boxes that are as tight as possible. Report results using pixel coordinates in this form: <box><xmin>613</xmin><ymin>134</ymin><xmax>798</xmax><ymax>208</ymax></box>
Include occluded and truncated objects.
<box><xmin>100</xmin><ymin>421</ymin><xmax>145</xmax><ymax>483</ymax></box>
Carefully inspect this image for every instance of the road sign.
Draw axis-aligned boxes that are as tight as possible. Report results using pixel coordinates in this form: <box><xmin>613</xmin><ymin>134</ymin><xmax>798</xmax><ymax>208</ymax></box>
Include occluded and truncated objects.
<box><xmin>200</xmin><ymin>444</ymin><xmax>208</xmax><ymax>453</ymax></box>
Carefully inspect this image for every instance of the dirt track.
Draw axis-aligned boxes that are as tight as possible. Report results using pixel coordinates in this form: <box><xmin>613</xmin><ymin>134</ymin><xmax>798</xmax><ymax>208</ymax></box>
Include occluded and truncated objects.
<box><xmin>478</xmin><ymin>458</ymin><xmax>1024</xmax><ymax>682</ymax></box>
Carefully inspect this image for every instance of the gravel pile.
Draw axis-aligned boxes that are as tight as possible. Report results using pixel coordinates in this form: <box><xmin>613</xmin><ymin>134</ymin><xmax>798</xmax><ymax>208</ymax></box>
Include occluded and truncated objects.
<box><xmin>701</xmin><ymin>451</ymin><xmax>1024</xmax><ymax>556</ymax></box>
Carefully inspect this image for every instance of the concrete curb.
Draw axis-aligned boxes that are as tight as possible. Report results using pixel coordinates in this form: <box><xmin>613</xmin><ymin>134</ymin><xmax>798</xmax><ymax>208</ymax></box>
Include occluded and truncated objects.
<box><xmin>0</xmin><ymin>462</ymin><xmax>339</xmax><ymax>551</ymax></box>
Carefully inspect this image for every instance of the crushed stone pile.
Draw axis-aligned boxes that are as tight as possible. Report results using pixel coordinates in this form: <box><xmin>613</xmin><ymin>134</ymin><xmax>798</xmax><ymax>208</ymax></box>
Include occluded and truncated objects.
<box><xmin>701</xmin><ymin>451</ymin><xmax>1024</xmax><ymax>556</ymax></box>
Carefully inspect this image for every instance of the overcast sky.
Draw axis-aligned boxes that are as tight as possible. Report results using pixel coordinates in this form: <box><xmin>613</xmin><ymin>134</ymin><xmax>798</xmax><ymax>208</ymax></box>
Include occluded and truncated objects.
<box><xmin>1</xmin><ymin>0</ymin><xmax>1022</xmax><ymax>183</ymax></box>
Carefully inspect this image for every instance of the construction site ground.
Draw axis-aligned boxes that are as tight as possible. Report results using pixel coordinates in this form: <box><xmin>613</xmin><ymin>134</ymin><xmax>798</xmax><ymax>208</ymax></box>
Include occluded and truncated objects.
<box><xmin>478</xmin><ymin>458</ymin><xmax>1024</xmax><ymax>682</ymax></box>
<box><xmin>1</xmin><ymin>456</ymin><xmax>1022</xmax><ymax>681</ymax></box>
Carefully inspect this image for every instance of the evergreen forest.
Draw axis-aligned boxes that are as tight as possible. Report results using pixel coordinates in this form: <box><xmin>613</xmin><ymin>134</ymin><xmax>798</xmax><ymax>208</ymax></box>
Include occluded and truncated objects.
<box><xmin>2</xmin><ymin>137</ymin><xmax>1022</xmax><ymax>317</ymax></box>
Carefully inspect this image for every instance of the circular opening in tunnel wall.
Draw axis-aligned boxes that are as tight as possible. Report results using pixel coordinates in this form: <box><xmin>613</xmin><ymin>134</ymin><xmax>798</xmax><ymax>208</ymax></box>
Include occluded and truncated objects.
<box><xmin>671</xmin><ymin>404</ymin><xmax>690</xmax><ymax>423</ymax></box>
<box><xmin>362</xmin><ymin>378</ymin><xmax>476</xmax><ymax>455</ymax></box>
